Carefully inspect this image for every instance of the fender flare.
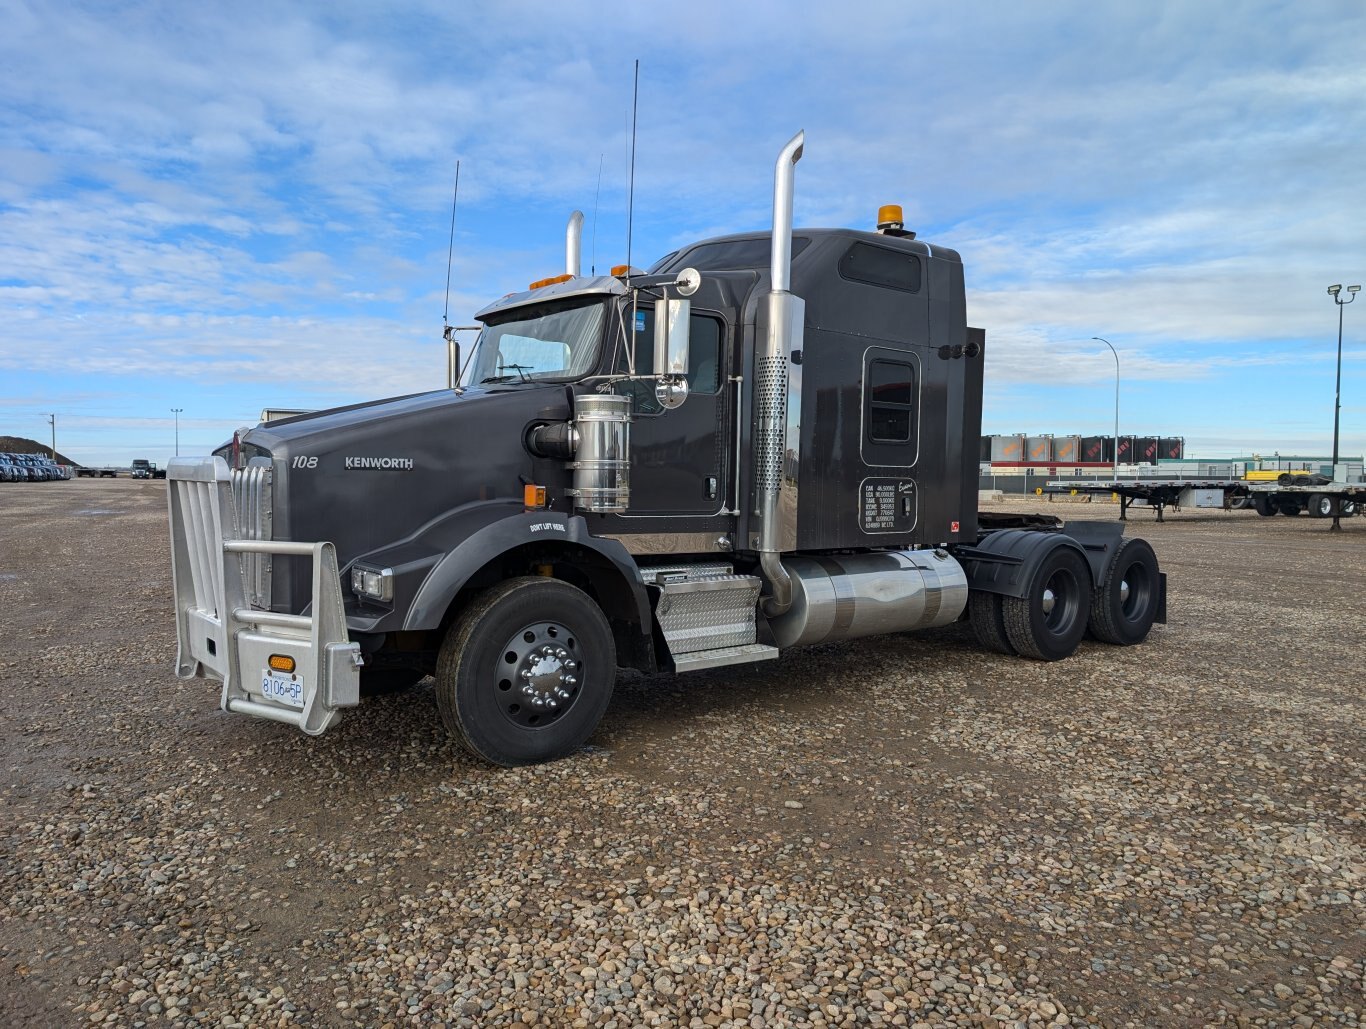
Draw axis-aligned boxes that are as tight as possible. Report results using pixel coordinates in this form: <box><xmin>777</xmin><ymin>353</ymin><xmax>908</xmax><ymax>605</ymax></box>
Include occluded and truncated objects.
<box><xmin>955</xmin><ymin>524</ymin><xmax>1120</xmax><ymax>598</ymax></box>
<box><xmin>403</xmin><ymin>510</ymin><xmax>651</xmax><ymax>635</ymax></box>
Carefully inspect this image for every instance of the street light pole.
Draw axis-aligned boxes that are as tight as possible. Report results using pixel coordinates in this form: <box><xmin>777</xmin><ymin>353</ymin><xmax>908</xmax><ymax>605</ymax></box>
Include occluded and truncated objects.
<box><xmin>46</xmin><ymin>414</ymin><xmax>56</xmax><ymax>462</ymax></box>
<box><xmin>1327</xmin><ymin>284</ymin><xmax>1360</xmax><ymax>472</ymax></box>
<box><xmin>1093</xmin><ymin>337</ymin><xmax>1120</xmax><ymax>480</ymax></box>
<box><xmin>172</xmin><ymin>408</ymin><xmax>183</xmax><ymax>457</ymax></box>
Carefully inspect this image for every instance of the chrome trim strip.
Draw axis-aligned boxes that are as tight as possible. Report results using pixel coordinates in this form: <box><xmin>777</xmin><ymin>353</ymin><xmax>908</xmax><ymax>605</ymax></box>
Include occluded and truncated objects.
<box><xmin>598</xmin><ymin>531</ymin><xmax>731</xmax><ymax>555</ymax></box>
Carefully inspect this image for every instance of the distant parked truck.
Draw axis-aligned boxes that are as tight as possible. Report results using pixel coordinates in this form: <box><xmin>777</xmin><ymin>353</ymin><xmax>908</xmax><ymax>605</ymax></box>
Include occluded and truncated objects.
<box><xmin>131</xmin><ymin>459</ymin><xmax>167</xmax><ymax>480</ymax></box>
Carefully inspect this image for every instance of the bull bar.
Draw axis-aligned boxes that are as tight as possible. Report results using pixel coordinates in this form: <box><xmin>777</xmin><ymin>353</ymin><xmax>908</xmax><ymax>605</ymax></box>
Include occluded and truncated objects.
<box><xmin>167</xmin><ymin>456</ymin><xmax>362</xmax><ymax>735</ymax></box>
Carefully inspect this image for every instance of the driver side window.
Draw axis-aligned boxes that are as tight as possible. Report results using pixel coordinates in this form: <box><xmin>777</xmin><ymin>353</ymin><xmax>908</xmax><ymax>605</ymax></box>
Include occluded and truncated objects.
<box><xmin>616</xmin><ymin>308</ymin><xmax>722</xmax><ymax>415</ymax></box>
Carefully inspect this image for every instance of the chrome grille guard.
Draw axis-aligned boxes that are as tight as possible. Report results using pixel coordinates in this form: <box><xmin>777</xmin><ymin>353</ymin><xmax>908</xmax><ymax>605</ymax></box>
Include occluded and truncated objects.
<box><xmin>167</xmin><ymin>456</ymin><xmax>362</xmax><ymax>735</ymax></box>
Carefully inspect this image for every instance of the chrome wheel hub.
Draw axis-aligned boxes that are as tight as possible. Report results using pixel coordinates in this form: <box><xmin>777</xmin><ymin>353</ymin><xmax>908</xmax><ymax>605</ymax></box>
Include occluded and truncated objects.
<box><xmin>498</xmin><ymin>621</ymin><xmax>581</xmax><ymax>728</ymax></box>
<box><xmin>1041</xmin><ymin>588</ymin><xmax>1056</xmax><ymax>616</ymax></box>
<box><xmin>519</xmin><ymin>645</ymin><xmax>578</xmax><ymax>709</ymax></box>
<box><xmin>1120</xmin><ymin>579</ymin><xmax>1131</xmax><ymax>605</ymax></box>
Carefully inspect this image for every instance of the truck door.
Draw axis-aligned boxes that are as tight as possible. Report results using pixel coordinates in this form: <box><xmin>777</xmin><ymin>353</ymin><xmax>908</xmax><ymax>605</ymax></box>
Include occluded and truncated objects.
<box><xmin>615</xmin><ymin>307</ymin><xmax>729</xmax><ymax>515</ymax></box>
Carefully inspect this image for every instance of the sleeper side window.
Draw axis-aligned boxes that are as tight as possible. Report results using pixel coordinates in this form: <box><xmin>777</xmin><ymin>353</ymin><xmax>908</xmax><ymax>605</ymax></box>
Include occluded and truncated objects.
<box><xmin>862</xmin><ymin>353</ymin><xmax>919</xmax><ymax>466</ymax></box>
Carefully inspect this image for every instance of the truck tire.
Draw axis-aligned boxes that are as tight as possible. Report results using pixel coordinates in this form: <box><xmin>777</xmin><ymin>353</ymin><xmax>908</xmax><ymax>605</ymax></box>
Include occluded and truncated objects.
<box><xmin>1307</xmin><ymin>493</ymin><xmax>1332</xmax><ymax>518</ymax></box>
<box><xmin>435</xmin><ymin>577</ymin><xmax>615</xmax><ymax>766</ymax></box>
<box><xmin>1252</xmin><ymin>495</ymin><xmax>1276</xmax><ymax>516</ymax></box>
<box><xmin>968</xmin><ymin>591</ymin><xmax>1015</xmax><ymax>655</ymax></box>
<box><xmin>1002</xmin><ymin>546</ymin><xmax>1091</xmax><ymax>661</ymax></box>
<box><xmin>1087</xmin><ymin>537</ymin><xmax>1160</xmax><ymax>646</ymax></box>
<box><xmin>1277</xmin><ymin>501</ymin><xmax>1301</xmax><ymax>517</ymax></box>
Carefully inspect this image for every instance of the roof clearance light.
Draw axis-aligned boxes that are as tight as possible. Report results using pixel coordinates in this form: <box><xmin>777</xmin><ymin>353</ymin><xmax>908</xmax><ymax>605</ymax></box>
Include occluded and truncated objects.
<box><xmin>528</xmin><ymin>273</ymin><xmax>575</xmax><ymax>290</ymax></box>
<box><xmin>610</xmin><ymin>264</ymin><xmax>632</xmax><ymax>277</ymax></box>
<box><xmin>877</xmin><ymin>204</ymin><xmax>904</xmax><ymax>228</ymax></box>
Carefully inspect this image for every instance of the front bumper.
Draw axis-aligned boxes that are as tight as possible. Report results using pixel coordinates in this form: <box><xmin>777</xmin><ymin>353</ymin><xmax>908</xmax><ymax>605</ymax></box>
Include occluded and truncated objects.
<box><xmin>167</xmin><ymin>456</ymin><xmax>362</xmax><ymax>735</ymax></box>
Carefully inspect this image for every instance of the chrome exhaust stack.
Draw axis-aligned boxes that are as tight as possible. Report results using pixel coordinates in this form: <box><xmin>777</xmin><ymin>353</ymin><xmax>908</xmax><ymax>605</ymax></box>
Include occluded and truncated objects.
<box><xmin>566</xmin><ymin>210</ymin><xmax>584</xmax><ymax>277</ymax></box>
<box><xmin>755</xmin><ymin>131</ymin><xmax>805</xmax><ymax>616</ymax></box>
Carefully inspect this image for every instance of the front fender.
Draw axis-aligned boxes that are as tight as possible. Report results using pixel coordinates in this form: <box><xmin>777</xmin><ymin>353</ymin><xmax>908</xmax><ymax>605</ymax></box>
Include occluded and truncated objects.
<box><xmin>403</xmin><ymin>510</ymin><xmax>652</xmax><ymax>635</ymax></box>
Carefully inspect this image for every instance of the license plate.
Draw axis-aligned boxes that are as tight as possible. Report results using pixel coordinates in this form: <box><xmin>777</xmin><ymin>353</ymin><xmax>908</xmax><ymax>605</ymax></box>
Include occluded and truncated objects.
<box><xmin>260</xmin><ymin>670</ymin><xmax>305</xmax><ymax>709</ymax></box>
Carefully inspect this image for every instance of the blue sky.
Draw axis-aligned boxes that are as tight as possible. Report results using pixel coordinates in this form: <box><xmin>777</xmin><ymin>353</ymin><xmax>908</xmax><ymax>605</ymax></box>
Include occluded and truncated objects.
<box><xmin>2</xmin><ymin>0</ymin><xmax>1364</xmax><ymax>465</ymax></box>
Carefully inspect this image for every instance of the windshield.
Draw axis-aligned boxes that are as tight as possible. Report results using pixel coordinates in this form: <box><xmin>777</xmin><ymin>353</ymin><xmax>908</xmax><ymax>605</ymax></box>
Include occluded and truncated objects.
<box><xmin>466</xmin><ymin>298</ymin><xmax>607</xmax><ymax>385</ymax></box>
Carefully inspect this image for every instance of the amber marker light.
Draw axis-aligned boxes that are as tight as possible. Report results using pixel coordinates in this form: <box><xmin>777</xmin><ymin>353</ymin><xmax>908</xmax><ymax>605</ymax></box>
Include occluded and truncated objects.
<box><xmin>268</xmin><ymin>655</ymin><xmax>296</xmax><ymax>673</ymax></box>
<box><xmin>528</xmin><ymin>273</ymin><xmax>574</xmax><ymax>290</ymax></box>
<box><xmin>524</xmin><ymin>484</ymin><xmax>547</xmax><ymax>509</ymax></box>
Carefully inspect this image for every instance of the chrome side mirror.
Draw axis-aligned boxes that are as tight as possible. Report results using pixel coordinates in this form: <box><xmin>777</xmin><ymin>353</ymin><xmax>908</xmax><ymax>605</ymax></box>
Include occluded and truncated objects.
<box><xmin>653</xmin><ymin>295</ymin><xmax>689</xmax><ymax>410</ymax></box>
<box><xmin>654</xmin><ymin>377</ymin><xmax>689</xmax><ymax>410</ymax></box>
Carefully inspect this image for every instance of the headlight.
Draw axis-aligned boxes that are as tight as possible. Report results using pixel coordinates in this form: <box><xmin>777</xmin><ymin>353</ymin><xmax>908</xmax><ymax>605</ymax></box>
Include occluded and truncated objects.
<box><xmin>350</xmin><ymin>565</ymin><xmax>394</xmax><ymax>602</ymax></box>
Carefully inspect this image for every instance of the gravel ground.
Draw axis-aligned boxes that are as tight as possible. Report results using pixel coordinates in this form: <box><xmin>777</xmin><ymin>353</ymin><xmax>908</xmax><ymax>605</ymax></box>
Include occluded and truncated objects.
<box><xmin>1</xmin><ymin>480</ymin><xmax>1362</xmax><ymax>1028</ymax></box>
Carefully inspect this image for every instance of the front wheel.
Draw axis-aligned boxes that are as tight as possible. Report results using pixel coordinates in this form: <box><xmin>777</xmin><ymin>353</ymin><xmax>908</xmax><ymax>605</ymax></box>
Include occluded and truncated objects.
<box><xmin>1002</xmin><ymin>546</ymin><xmax>1092</xmax><ymax>661</ymax></box>
<box><xmin>435</xmin><ymin>577</ymin><xmax>616</xmax><ymax>766</ymax></box>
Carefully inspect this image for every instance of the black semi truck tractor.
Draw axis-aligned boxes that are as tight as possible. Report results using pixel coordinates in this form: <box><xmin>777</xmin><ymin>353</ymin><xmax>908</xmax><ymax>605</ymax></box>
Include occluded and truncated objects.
<box><xmin>167</xmin><ymin>131</ymin><xmax>1166</xmax><ymax>766</ymax></box>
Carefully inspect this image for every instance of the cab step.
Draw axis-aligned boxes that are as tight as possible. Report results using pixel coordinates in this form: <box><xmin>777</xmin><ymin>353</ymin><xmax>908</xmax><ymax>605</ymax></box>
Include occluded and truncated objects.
<box><xmin>653</xmin><ymin>572</ymin><xmax>778</xmax><ymax>671</ymax></box>
<box><xmin>673</xmin><ymin>643</ymin><xmax>779</xmax><ymax>672</ymax></box>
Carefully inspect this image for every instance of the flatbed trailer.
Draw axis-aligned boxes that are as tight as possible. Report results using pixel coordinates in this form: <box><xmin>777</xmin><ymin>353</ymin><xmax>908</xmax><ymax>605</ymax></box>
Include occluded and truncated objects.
<box><xmin>1046</xmin><ymin>479</ymin><xmax>1364</xmax><ymax>530</ymax></box>
<box><xmin>75</xmin><ymin>467</ymin><xmax>122</xmax><ymax>478</ymax></box>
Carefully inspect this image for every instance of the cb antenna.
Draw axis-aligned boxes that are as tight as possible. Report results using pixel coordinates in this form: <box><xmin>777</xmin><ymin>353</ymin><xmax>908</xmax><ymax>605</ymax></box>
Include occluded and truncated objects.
<box><xmin>625</xmin><ymin>60</ymin><xmax>638</xmax><ymax>278</ymax></box>
<box><xmin>442</xmin><ymin>159</ymin><xmax>461</xmax><ymax>336</ymax></box>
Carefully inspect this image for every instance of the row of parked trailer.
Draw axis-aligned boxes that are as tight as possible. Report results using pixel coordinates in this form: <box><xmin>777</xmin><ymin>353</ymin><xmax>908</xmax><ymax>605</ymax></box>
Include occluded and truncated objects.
<box><xmin>1</xmin><ymin>453</ymin><xmax>72</xmax><ymax>482</ymax></box>
<box><xmin>983</xmin><ymin>434</ymin><xmax>1185</xmax><ymax>465</ymax></box>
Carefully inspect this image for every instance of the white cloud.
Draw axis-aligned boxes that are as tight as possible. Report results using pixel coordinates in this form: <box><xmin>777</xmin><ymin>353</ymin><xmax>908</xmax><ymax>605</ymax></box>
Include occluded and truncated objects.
<box><xmin>2</xmin><ymin>0</ymin><xmax>1365</xmax><ymax>463</ymax></box>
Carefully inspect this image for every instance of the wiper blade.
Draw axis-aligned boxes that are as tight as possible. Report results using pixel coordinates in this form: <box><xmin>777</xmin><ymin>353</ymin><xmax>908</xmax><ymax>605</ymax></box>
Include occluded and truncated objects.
<box><xmin>483</xmin><ymin>364</ymin><xmax>534</xmax><ymax>385</ymax></box>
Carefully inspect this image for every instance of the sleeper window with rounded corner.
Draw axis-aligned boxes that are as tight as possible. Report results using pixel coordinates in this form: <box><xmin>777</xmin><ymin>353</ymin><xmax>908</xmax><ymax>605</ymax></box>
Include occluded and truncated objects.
<box><xmin>867</xmin><ymin>360</ymin><xmax>915</xmax><ymax>443</ymax></box>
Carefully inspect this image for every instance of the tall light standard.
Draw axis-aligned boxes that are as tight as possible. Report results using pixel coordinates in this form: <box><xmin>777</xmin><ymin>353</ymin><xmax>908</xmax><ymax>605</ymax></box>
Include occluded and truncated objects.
<box><xmin>1092</xmin><ymin>337</ymin><xmax>1120</xmax><ymax>479</ymax></box>
<box><xmin>171</xmin><ymin>408</ymin><xmax>183</xmax><ymax>457</ymax></box>
<box><xmin>1327</xmin><ymin>284</ymin><xmax>1360</xmax><ymax>471</ymax></box>
<box><xmin>46</xmin><ymin>413</ymin><xmax>56</xmax><ymax>461</ymax></box>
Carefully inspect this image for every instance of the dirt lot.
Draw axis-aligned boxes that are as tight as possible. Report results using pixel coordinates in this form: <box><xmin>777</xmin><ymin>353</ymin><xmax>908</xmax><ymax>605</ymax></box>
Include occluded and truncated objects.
<box><xmin>0</xmin><ymin>480</ymin><xmax>1362</xmax><ymax>1028</ymax></box>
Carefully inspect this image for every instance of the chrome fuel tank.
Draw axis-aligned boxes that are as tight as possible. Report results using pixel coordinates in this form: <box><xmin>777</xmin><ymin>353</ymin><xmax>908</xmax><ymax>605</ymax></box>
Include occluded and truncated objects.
<box><xmin>767</xmin><ymin>549</ymin><xmax>968</xmax><ymax>649</ymax></box>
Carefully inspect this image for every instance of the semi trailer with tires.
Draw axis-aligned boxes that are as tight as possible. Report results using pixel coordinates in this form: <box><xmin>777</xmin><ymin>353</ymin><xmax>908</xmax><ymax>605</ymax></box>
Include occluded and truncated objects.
<box><xmin>166</xmin><ymin>131</ymin><xmax>1166</xmax><ymax>766</ymax></box>
<box><xmin>1045</xmin><ymin>474</ymin><xmax>1362</xmax><ymax>526</ymax></box>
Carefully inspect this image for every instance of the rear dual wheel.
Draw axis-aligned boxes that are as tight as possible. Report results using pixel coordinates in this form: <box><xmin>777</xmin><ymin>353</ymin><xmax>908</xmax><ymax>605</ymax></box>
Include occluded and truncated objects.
<box><xmin>436</xmin><ymin>577</ymin><xmax>615</xmax><ymax>766</ymax></box>
<box><xmin>1001</xmin><ymin>546</ymin><xmax>1093</xmax><ymax>661</ymax></box>
<box><xmin>1087</xmin><ymin>537</ymin><xmax>1160</xmax><ymax>646</ymax></box>
<box><xmin>969</xmin><ymin>591</ymin><xmax>1014</xmax><ymax>655</ymax></box>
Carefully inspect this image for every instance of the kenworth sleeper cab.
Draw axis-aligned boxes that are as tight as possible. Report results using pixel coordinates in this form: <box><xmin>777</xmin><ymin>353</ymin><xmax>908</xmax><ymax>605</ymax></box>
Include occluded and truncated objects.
<box><xmin>167</xmin><ymin>132</ymin><xmax>1165</xmax><ymax>765</ymax></box>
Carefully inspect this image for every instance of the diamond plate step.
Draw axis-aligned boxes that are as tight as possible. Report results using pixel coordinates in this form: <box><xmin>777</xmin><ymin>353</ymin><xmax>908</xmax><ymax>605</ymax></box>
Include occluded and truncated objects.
<box><xmin>655</xmin><ymin>574</ymin><xmax>760</xmax><ymax>657</ymax></box>
<box><xmin>640</xmin><ymin>562</ymin><xmax>734</xmax><ymax>585</ymax></box>
<box><xmin>673</xmin><ymin>643</ymin><xmax>779</xmax><ymax>672</ymax></box>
